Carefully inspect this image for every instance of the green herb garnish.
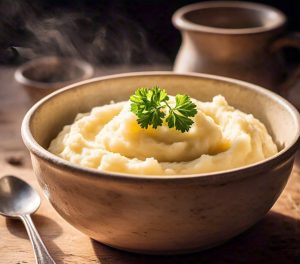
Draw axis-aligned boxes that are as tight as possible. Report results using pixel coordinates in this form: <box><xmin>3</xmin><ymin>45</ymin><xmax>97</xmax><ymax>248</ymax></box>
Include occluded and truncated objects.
<box><xmin>130</xmin><ymin>86</ymin><xmax>197</xmax><ymax>133</ymax></box>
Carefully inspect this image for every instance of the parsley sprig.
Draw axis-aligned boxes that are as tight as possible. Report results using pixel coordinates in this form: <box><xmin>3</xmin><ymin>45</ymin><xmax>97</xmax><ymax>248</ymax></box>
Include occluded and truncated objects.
<box><xmin>130</xmin><ymin>86</ymin><xmax>197</xmax><ymax>133</ymax></box>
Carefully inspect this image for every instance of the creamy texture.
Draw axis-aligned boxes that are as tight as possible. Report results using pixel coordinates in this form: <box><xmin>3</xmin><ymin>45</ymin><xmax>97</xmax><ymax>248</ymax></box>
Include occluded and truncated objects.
<box><xmin>48</xmin><ymin>95</ymin><xmax>278</xmax><ymax>175</ymax></box>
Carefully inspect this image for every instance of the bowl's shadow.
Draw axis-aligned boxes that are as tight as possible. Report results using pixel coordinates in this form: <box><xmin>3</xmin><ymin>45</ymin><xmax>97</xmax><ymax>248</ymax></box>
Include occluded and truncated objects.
<box><xmin>91</xmin><ymin>211</ymin><xmax>300</xmax><ymax>264</ymax></box>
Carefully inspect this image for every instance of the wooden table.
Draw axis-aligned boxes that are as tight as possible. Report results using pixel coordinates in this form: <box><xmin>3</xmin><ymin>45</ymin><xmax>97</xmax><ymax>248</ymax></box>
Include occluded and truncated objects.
<box><xmin>0</xmin><ymin>66</ymin><xmax>299</xmax><ymax>264</ymax></box>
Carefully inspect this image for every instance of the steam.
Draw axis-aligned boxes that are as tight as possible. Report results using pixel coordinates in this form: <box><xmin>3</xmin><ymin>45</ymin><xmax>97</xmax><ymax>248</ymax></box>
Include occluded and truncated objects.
<box><xmin>0</xmin><ymin>1</ymin><xmax>168</xmax><ymax>65</ymax></box>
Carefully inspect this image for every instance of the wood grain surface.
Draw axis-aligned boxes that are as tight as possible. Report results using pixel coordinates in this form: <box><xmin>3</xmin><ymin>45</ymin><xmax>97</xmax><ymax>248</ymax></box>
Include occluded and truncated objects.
<box><xmin>0</xmin><ymin>66</ymin><xmax>299</xmax><ymax>264</ymax></box>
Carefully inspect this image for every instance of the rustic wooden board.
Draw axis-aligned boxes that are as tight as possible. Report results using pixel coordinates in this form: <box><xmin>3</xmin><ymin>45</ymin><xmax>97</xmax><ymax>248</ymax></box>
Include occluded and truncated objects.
<box><xmin>0</xmin><ymin>67</ymin><xmax>299</xmax><ymax>264</ymax></box>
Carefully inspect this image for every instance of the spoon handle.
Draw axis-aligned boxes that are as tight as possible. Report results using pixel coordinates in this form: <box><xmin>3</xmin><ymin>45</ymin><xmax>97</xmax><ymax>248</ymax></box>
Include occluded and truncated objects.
<box><xmin>20</xmin><ymin>214</ymin><xmax>56</xmax><ymax>264</ymax></box>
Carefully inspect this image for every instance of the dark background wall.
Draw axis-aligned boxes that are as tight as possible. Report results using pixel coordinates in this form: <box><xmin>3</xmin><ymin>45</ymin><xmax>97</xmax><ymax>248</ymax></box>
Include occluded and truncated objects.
<box><xmin>0</xmin><ymin>0</ymin><xmax>299</xmax><ymax>65</ymax></box>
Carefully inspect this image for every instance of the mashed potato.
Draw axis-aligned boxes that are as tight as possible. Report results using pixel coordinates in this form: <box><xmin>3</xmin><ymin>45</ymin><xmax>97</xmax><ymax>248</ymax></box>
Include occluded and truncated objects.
<box><xmin>48</xmin><ymin>95</ymin><xmax>278</xmax><ymax>175</ymax></box>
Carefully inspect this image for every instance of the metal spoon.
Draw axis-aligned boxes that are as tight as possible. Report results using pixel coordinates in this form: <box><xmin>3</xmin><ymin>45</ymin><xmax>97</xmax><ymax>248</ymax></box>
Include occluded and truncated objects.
<box><xmin>0</xmin><ymin>175</ymin><xmax>56</xmax><ymax>264</ymax></box>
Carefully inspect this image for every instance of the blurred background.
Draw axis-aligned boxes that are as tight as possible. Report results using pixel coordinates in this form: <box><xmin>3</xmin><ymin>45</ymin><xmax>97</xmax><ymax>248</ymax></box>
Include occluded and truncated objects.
<box><xmin>1</xmin><ymin>0</ymin><xmax>300</xmax><ymax>66</ymax></box>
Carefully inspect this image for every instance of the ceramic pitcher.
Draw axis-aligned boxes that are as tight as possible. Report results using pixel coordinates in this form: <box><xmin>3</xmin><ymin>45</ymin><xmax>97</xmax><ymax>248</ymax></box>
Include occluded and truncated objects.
<box><xmin>172</xmin><ymin>1</ymin><xmax>300</xmax><ymax>94</ymax></box>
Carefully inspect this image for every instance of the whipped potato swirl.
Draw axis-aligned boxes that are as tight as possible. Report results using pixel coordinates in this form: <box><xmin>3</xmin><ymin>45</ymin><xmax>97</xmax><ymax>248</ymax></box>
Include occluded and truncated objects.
<box><xmin>49</xmin><ymin>95</ymin><xmax>278</xmax><ymax>175</ymax></box>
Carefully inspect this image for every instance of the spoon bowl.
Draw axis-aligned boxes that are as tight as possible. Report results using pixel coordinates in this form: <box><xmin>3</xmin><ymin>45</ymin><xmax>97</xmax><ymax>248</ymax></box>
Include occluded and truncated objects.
<box><xmin>0</xmin><ymin>175</ymin><xmax>55</xmax><ymax>263</ymax></box>
<box><xmin>0</xmin><ymin>175</ymin><xmax>40</xmax><ymax>217</ymax></box>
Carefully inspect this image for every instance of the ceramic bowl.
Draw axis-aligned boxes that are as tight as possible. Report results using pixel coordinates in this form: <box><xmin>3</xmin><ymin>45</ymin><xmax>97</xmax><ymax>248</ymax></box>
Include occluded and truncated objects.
<box><xmin>15</xmin><ymin>56</ymin><xmax>94</xmax><ymax>103</ymax></box>
<box><xmin>21</xmin><ymin>72</ymin><xmax>300</xmax><ymax>254</ymax></box>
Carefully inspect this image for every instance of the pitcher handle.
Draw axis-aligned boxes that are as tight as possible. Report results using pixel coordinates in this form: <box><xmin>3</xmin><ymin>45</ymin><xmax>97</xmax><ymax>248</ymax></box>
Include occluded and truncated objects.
<box><xmin>271</xmin><ymin>32</ymin><xmax>300</xmax><ymax>96</ymax></box>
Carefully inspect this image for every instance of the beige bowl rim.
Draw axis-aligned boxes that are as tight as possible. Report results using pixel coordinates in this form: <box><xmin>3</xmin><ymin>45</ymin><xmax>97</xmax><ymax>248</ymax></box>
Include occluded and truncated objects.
<box><xmin>21</xmin><ymin>71</ymin><xmax>300</xmax><ymax>183</ymax></box>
